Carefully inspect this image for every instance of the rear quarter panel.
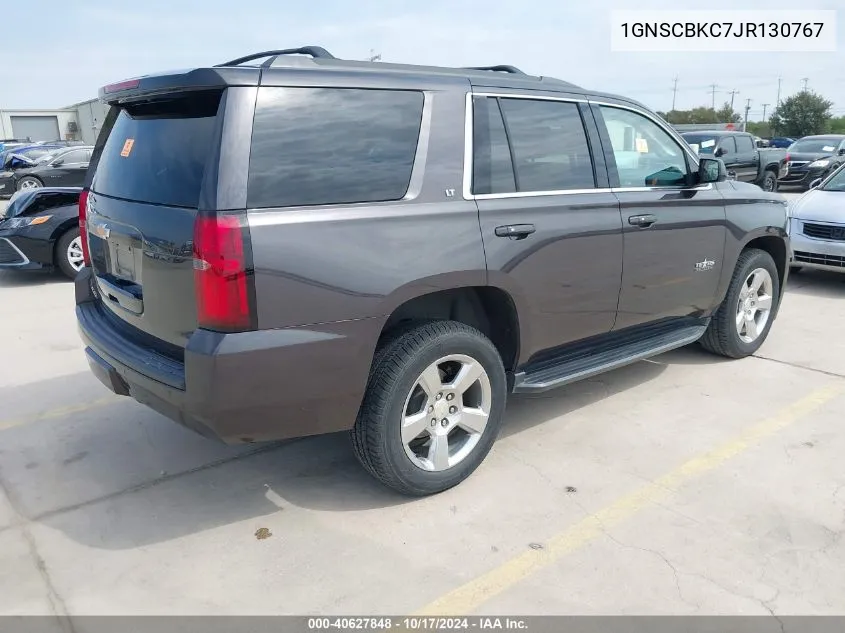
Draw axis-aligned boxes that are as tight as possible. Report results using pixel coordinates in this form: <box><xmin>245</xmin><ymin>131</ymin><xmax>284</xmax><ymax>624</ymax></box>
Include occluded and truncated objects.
<box><xmin>247</xmin><ymin>76</ymin><xmax>485</xmax><ymax>330</ymax></box>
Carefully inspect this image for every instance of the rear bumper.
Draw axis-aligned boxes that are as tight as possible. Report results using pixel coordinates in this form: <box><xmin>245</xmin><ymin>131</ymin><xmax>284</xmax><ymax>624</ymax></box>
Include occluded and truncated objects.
<box><xmin>75</xmin><ymin>267</ymin><xmax>378</xmax><ymax>444</ymax></box>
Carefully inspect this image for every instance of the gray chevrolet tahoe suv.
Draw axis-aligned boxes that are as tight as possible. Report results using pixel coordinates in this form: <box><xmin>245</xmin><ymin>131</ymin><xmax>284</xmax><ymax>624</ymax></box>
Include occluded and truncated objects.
<box><xmin>76</xmin><ymin>47</ymin><xmax>789</xmax><ymax>496</ymax></box>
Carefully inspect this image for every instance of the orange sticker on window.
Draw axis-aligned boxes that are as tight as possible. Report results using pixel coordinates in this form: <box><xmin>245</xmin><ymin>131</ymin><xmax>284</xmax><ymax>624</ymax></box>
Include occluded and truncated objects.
<box><xmin>120</xmin><ymin>139</ymin><xmax>135</xmax><ymax>157</ymax></box>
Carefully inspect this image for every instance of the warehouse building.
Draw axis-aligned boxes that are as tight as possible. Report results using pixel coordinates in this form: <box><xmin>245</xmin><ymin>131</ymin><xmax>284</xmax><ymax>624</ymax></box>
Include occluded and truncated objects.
<box><xmin>0</xmin><ymin>98</ymin><xmax>110</xmax><ymax>146</ymax></box>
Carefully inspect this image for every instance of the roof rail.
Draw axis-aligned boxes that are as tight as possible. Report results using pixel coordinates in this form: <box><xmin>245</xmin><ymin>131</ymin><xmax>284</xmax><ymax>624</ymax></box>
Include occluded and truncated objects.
<box><xmin>215</xmin><ymin>46</ymin><xmax>336</xmax><ymax>67</ymax></box>
<box><xmin>464</xmin><ymin>65</ymin><xmax>526</xmax><ymax>75</ymax></box>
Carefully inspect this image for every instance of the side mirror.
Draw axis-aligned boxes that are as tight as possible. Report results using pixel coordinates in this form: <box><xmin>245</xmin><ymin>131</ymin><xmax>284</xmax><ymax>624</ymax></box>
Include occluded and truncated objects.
<box><xmin>698</xmin><ymin>158</ymin><xmax>727</xmax><ymax>184</ymax></box>
<box><xmin>715</xmin><ymin>147</ymin><xmax>727</xmax><ymax>158</ymax></box>
<box><xmin>809</xmin><ymin>178</ymin><xmax>823</xmax><ymax>189</ymax></box>
<box><xmin>838</xmin><ymin>148</ymin><xmax>845</xmax><ymax>156</ymax></box>
<box><xmin>51</xmin><ymin>159</ymin><xmax>64</xmax><ymax>167</ymax></box>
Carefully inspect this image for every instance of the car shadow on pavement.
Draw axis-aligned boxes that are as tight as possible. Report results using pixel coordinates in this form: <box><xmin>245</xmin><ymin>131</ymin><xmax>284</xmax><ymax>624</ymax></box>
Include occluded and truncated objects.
<box><xmin>785</xmin><ymin>269</ymin><xmax>845</xmax><ymax>298</ymax></box>
<box><xmin>0</xmin><ymin>270</ymin><xmax>65</xmax><ymax>287</ymax></box>
<box><xmin>0</xmin><ymin>348</ymin><xmax>742</xmax><ymax>550</ymax></box>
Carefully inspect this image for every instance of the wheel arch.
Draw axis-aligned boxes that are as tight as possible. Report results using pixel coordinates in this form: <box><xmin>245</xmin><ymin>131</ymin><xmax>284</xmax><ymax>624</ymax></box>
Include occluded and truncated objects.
<box><xmin>742</xmin><ymin>234</ymin><xmax>788</xmax><ymax>310</ymax></box>
<box><xmin>378</xmin><ymin>285</ymin><xmax>522</xmax><ymax>375</ymax></box>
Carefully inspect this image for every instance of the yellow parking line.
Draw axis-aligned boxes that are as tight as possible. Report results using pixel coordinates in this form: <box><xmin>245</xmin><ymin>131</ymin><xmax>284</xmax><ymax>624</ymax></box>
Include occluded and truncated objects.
<box><xmin>414</xmin><ymin>382</ymin><xmax>845</xmax><ymax>616</ymax></box>
<box><xmin>0</xmin><ymin>396</ymin><xmax>118</xmax><ymax>431</ymax></box>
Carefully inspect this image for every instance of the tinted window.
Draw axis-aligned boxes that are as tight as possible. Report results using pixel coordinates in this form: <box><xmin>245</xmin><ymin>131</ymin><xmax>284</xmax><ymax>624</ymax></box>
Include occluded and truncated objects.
<box><xmin>248</xmin><ymin>88</ymin><xmax>424</xmax><ymax>208</ymax></box>
<box><xmin>59</xmin><ymin>150</ymin><xmax>89</xmax><ymax>164</ymax></box>
<box><xmin>736</xmin><ymin>135</ymin><xmax>754</xmax><ymax>153</ymax></box>
<box><xmin>719</xmin><ymin>137</ymin><xmax>736</xmax><ymax>155</ymax></box>
<box><xmin>498</xmin><ymin>98</ymin><xmax>594</xmax><ymax>192</ymax></box>
<box><xmin>93</xmin><ymin>91</ymin><xmax>221</xmax><ymax>208</ymax></box>
<box><xmin>600</xmin><ymin>106</ymin><xmax>689</xmax><ymax>187</ymax></box>
<box><xmin>472</xmin><ymin>97</ymin><xmax>516</xmax><ymax>195</ymax></box>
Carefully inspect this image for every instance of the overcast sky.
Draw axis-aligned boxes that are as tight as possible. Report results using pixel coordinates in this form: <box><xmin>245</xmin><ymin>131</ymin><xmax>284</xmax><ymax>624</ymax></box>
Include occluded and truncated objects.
<box><xmin>2</xmin><ymin>0</ymin><xmax>843</xmax><ymax>120</ymax></box>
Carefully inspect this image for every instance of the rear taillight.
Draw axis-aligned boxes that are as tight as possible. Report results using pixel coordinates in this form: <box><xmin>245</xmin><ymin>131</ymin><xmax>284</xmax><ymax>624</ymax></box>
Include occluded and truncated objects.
<box><xmin>193</xmin><ymin>213</ymin><xmax>254</xmax><ymax>332</ymax></box>
<box><xmin>78</xmin><ymin>189</ymin><xmax>90</xmax><ymax>267</ymax></box>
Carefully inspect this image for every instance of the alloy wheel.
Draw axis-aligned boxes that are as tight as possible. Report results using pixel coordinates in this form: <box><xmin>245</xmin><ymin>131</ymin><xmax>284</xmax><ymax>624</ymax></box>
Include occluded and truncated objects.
<box><xmin>735</xmin><ymin>267</ymin><xmax>774</xmax><ymax>343</ymax></box>
<box><xmin>66</xmin><ymin>236</ymin><xmax>85</xmax><ymax>272</ymax></box>
<box><xmin>401</xmin><ymin>354</ymin><xmax>492</xmax><ymax>472</ymax></box>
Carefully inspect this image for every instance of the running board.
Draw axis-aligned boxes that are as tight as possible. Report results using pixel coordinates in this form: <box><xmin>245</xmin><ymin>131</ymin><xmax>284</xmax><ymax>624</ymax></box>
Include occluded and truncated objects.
<box><xmin>512</xmin><ymin>323</ymin><xmax>708</xmax><ymax>393</ymax></box>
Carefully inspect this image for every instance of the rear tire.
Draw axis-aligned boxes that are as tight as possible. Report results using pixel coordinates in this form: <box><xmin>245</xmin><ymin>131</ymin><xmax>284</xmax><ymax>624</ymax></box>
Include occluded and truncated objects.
<box><xmin>351</xmin><ymin>321</ymin><xmax>507</xmax><ymax>496</ymax></box>
<box><xmin>700</xmin><ymin>248</ymin><xmax>780</xmax><ymax>359</ymax></box>
<box><xmin>56</xmin><ymin>228</ymin><xmax>84</xmax><ymax>279</ymax></box>
<box><xmin>761</xmin><ymin>170</ymin><xmax>778</xmax><ymax>192</ymax></box>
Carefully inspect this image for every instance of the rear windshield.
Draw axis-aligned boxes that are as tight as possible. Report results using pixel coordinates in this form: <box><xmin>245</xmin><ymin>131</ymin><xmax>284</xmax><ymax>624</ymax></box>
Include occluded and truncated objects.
<box><xmin>92</xmin><ymin>91</ymin><xmax>221</xmax><ymax>208</ymax></box>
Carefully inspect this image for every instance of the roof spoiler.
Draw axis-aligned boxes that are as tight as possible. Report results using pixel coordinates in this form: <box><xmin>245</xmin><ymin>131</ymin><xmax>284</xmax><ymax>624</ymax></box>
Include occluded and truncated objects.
<box><xmin>98</xmin><ymin>67</ymin><xmax>261</xmax><ymax>105</ymax></box>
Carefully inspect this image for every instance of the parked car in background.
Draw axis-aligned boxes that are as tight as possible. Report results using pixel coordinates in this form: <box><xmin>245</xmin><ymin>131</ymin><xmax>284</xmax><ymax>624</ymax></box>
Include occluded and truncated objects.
<box><xmin>788</xmin><ymin>163</ymin><xmax>845</xmax><ymax>272</ymax></box>
<box><xmin>76</xmin><ymin>47</ymin><xmax>789</xmax><ymax>496</ymax></box>
<box><xmin>0</xmin><ymin>144</ymin><xmax>71</xmax><ymax>180</ymax></box>
<box><xmin>769</xmin><ymin>137</ymin><xmax>796</xmax><ymax>149</ymax></box>
<box><xmin>31</xmin><ymin>140</ymin><xmax>86</xmax><ymax>147</ymax></box>
<box><xmin>779</xmin><ymin>135</ymin><xmax>845</xmax><ymax>191</ymax></box>
<box><xmin>680</xmin><ymin>130</ymin><xmax>787</xmax><ymax>191</ymax></box>
<box><xmin>0</xmin><ymin>145</ymin><xmax>93</xmax><ymax>193</ymax></box>
<box><xmin>0</xmin><ymin>139</ymin><xmax>27</xmax><ymax>154</ymax></box>
<box><xmin>0</xmin><ymin>187</ymin><xmax>83</xmax><ymax>278</ymax></box>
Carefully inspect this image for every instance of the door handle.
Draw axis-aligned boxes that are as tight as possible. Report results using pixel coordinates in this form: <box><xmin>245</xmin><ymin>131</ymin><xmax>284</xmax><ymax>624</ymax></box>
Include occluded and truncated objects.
<box><xmin>628</xmin><ymin>214</ymin><xmax>657</xmax><ymax>228</ymax></box>
<box><xmin>495</xmin><ymin>224</ymin><xmax>536</xmax><ymax>239</ymax></box>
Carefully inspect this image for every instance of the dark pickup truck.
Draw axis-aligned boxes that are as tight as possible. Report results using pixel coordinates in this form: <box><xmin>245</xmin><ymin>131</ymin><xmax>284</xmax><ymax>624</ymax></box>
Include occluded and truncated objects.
<box><xmin>681</xmin><ymin>131</ymin><xmax>788</xmax><ymax>192</ymax></box>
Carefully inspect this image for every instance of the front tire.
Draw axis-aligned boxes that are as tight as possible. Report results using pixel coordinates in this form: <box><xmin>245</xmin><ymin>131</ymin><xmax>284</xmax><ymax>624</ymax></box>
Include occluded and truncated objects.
<box><xmin>351</xmin><ymin>321</ymin><xmax>507</xmax><ymax>496</ymax></box>
<box><xmin>56</xmin><ymin>228</ymin><xmax>84</xmax><ymax>279</ymax></box>
<box><xmin>761</xmin><ymin>170</ymin><xmax>778</xmax><ymax>192</ymax></box>
<box><xmin>17</xmin><ymin>176</ymin><xmax>42</xmax><ymax>191</ymax></box>
<box><xmin>700</xmin><ymin>248</ymin><xmax>780</xmax><ymax>358</ymax></box>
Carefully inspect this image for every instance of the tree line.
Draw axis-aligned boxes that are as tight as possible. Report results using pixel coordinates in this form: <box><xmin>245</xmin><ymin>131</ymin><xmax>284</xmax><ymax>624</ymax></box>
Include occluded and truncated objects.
<box><xmin>656</xmin><ymin>90</ymin><xmax>845</xmax><ymax>138</ymax></box>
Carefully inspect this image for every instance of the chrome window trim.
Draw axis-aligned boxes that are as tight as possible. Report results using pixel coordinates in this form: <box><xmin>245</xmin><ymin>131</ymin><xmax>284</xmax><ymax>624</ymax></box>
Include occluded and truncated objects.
<box><xmin>462</xmin><ymin>91</ymin><xmax>707</xmax><ymax>201</ymax></box>
<box><xmin>611</xmin><ymin>183</ymin><xmax>714</xmax><ymax>193</ymax></box>
<box><xmin>588</xmin><ymin>99</ymin><xmax>701</xmax><ymax>166</ymax></box>
<box><xmin>472</xmin><ymin>92</ymin><xmax>588</xmax><ymax>104</ymax></box>
<box><xmin>403</xmin><ymin>91</ymin><xmax>433</xmax><ymax>201</ymax></box>
<box><xmin>462</xmin><ymin>92</ymin><xmax>474</xmax><ymax>200</ymax></box>
<box><xmin>463</xmin><ymin>91</ymin><xmax>595</xmax><ymax>200</ymax></box>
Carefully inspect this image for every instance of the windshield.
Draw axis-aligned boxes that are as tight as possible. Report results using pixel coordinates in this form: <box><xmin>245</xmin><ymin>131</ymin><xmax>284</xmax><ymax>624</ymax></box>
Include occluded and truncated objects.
<box><xmin>681</xmin><ymin>134</ymin><xmax>718</xmax><ymax>154</ymax></box>
<box><xmin>821</xmin><ymin>166</ymin><xmax>845</xmax><ymax>192</ymax></box>
<box><xmin>788</xmin><ymin>138</ymin><xmax>843</xmax><ymax>154</ymax></box>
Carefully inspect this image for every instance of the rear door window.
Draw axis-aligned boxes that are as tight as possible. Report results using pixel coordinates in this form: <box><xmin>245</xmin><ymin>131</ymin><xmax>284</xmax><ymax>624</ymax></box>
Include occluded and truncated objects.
<box><xmin>248</xmin><ymin>88</ymin><xmax>424</xmax><ymax>208</ymax></box>
<box><xmin>497</xmin><ymin>98</ymin><xmax>596</xmax><ymax>192</ymax></box>
<box><xmin>92</xmin><ymin>91</ymin><xmax>222</xmax><ymax>208</ymax></box>
<box><xmin>736</xmin><ymin>135</ymin><xmax>755</xmax><ymax>154</ymax></box>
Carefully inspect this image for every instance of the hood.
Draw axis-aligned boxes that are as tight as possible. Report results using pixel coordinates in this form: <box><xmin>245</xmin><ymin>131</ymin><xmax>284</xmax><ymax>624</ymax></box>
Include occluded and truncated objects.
<box><xmin>0</xmin><ymin>187</ymin><xmax>81</xmax><ymax>220</ymax></box>
<box><xmin>788</xmin><ymin>152</ymin><xmax>837</xmax><ymax>162</ymax></box>
<box><xmin>789</xmin><ymin>189</ymin><xmax>845</xmax><ymax>222</ymax></box>
<box><xmin>728</xmin><ymin>179</ymin><xmax>789</xmax><ymax>203</ymax></box>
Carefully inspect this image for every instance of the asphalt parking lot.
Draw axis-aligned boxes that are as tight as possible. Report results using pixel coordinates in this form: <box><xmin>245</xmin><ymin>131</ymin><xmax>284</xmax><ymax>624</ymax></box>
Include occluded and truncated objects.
<box><xmin>2</xmin><ymin>193</ymin><xmax>845</xmax><ymax>617</ymax></box>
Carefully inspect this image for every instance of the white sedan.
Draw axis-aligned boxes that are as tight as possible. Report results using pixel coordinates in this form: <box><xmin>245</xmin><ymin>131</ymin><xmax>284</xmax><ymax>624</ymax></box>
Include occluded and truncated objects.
<box><xmin>789</xmin><ymin>164</ymin><xmax>845</xmax><ymax>272</ymax></box>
